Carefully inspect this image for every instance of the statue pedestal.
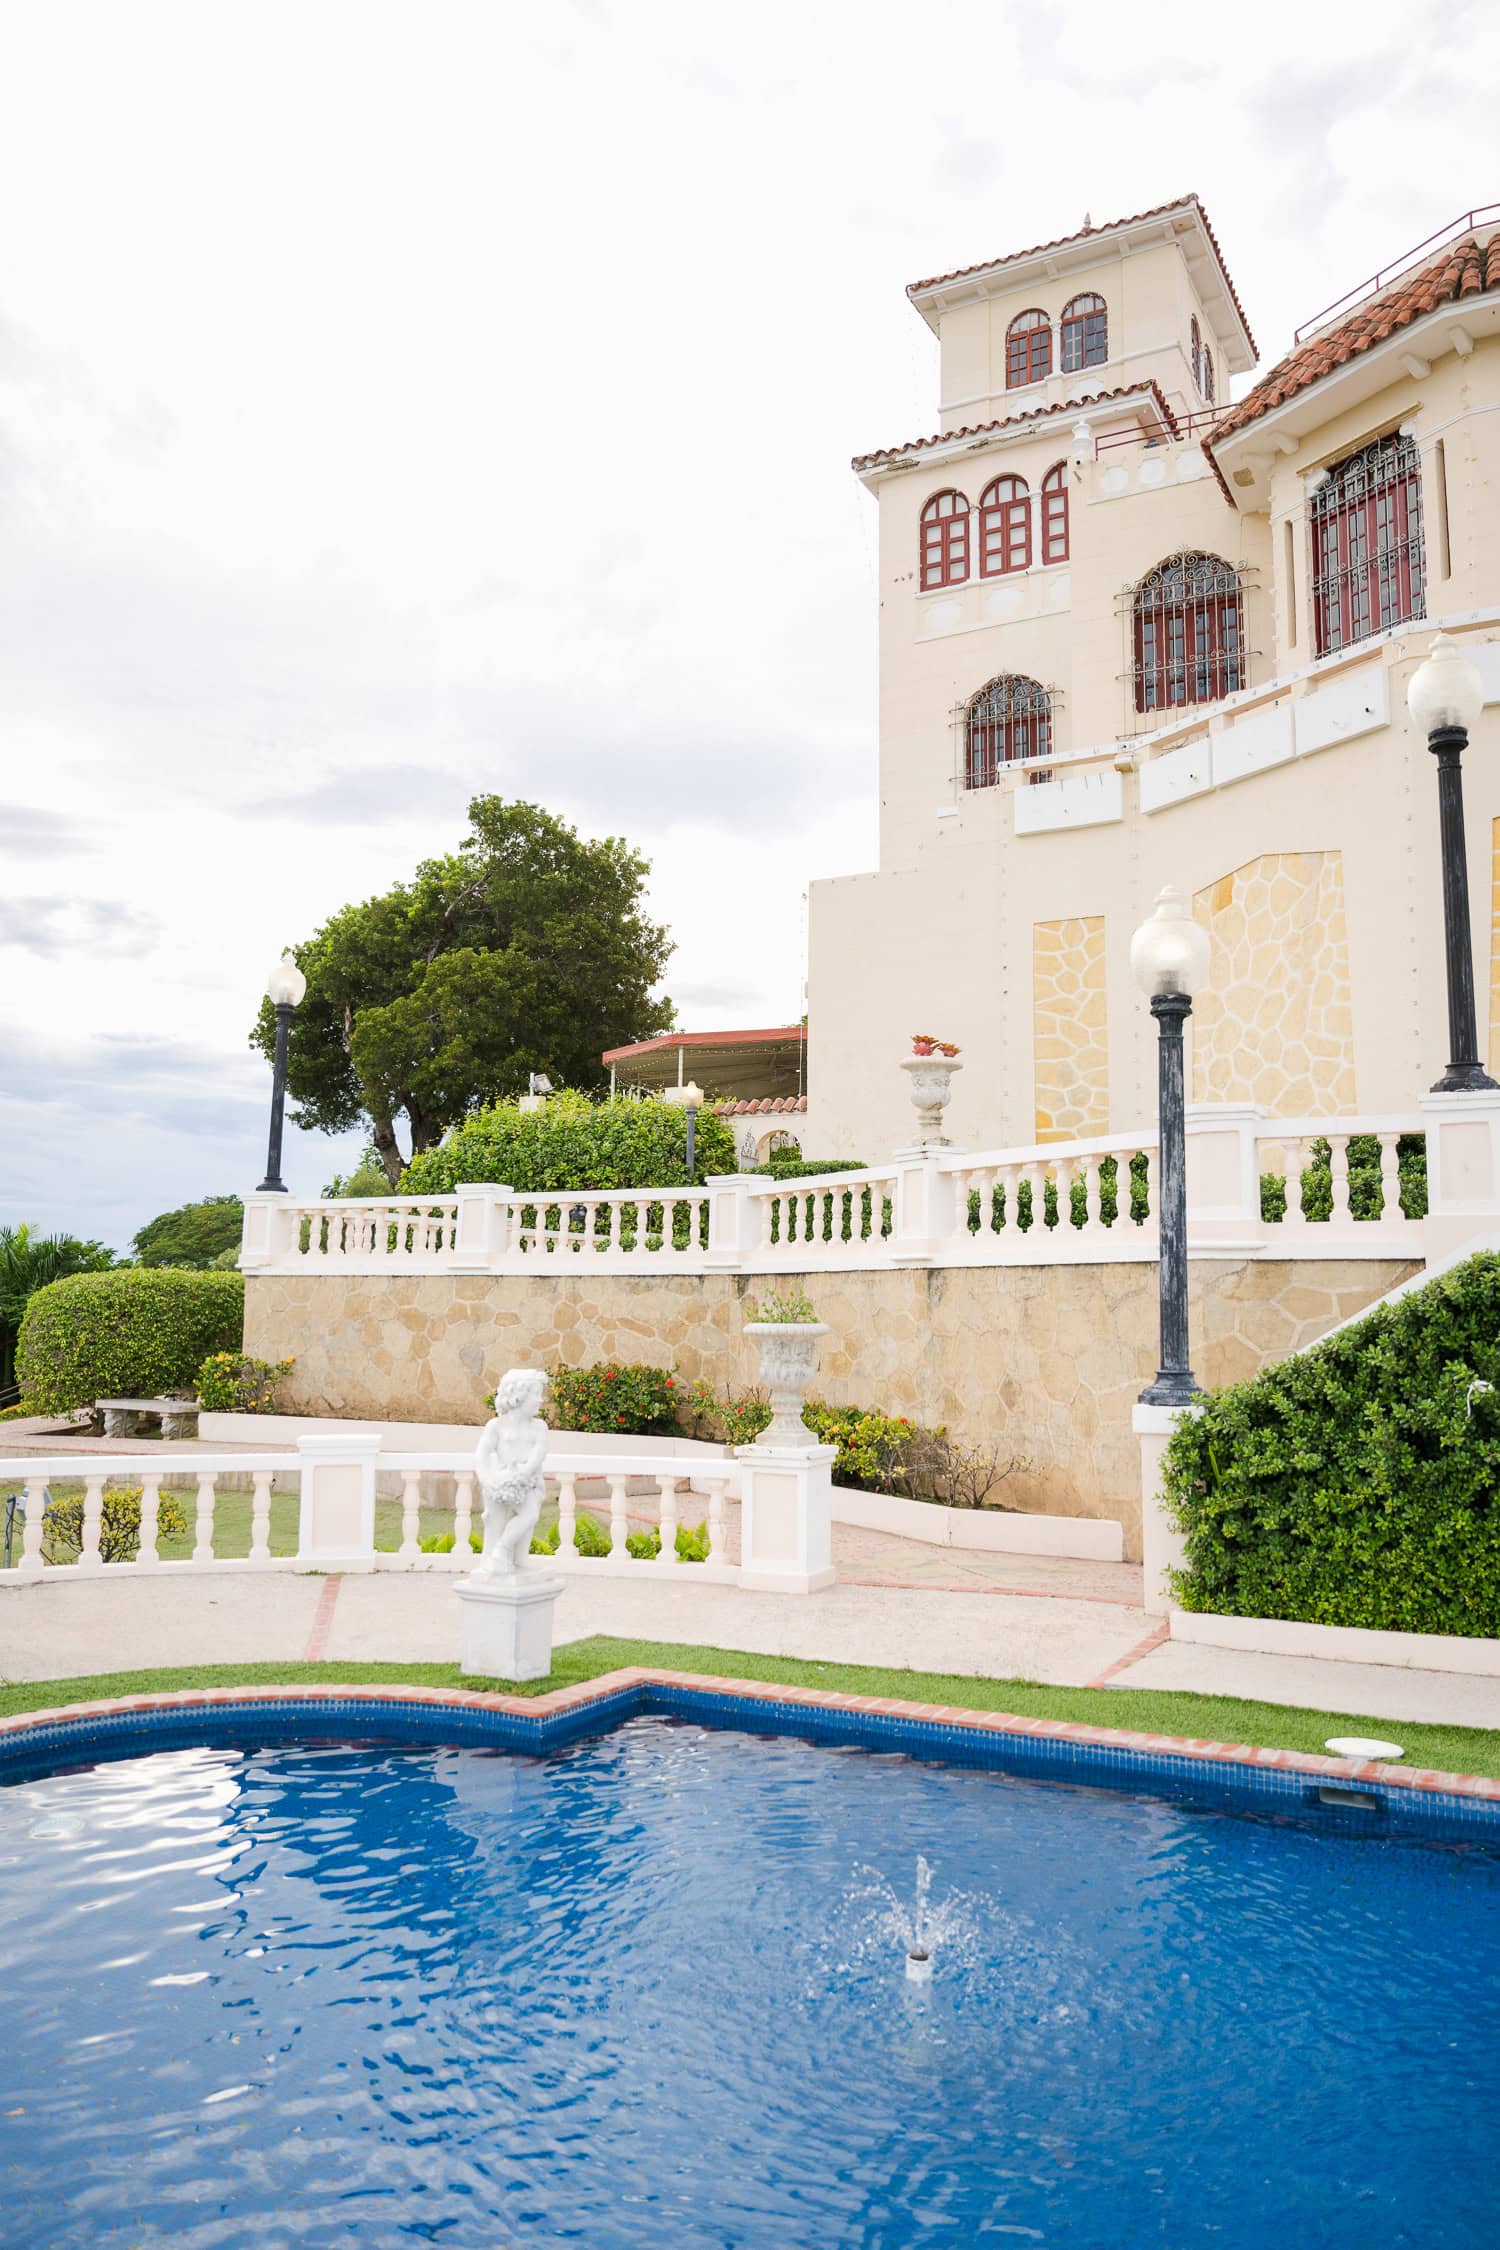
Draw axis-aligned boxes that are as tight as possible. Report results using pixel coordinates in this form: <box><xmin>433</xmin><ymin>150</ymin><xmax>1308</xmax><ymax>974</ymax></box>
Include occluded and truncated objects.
<box><xmin>454</xmin><ymin>1570</ymin><xmax>565</xmax><ymax>1682</ymax></box>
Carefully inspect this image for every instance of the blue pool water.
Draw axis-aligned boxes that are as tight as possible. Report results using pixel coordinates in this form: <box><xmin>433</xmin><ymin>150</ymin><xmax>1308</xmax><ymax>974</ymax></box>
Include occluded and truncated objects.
<box><xmin>2</xmin><ymin>1715</ymin><xmax>1498</xmax><ymax>2248</ymax></box>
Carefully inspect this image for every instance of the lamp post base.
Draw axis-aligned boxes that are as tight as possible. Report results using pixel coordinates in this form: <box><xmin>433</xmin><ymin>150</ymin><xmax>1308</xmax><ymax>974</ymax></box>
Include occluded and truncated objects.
<box><xmin>1430</xmin><ymin>1062</ymin><xmax>1500</xmax><ymax>1094</ymax></box>
<box><xmin>1137</xmin><ymin>1370</ymin><xmax>1203</xmax><ymax>1409</ymax></box>
<box><xmin>255</xmin><ymin>1177</ymin><xmax>289</xmax><ymax>1194</ymax></box>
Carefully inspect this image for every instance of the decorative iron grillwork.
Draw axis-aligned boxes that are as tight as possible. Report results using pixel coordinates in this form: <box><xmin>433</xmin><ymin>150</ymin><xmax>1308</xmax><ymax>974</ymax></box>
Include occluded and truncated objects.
<box><xmin>964</xmin><ymin>676</ymin><xmax>1052</xmax><ymax>788</ymax></box>
<box><xmin>1130</xmin><ymin>553</ymin><xmax>1245</xmax><ymax>715</ymax></box>
<box><xmin>1310</xmin><ymin>433</ymin><xmax>1424</xmax><ymax>657</ymax></box>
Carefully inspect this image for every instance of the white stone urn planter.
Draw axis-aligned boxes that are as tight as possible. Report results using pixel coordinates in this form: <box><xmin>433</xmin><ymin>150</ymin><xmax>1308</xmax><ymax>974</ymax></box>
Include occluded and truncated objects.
<box><xmin>900</xmin><ymin>1053</ymin><xmax>962</xmax><ymax>1146</ymax></box>
<box><xmin>744</xmin><ymin>1321</ymin><xmax>828</xmax><ymax>1445</ymax></box>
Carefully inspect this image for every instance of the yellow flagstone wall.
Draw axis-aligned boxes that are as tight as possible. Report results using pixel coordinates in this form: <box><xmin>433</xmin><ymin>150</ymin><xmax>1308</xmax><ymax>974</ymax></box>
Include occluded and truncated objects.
<box><xmin>1032</xmin><ymin>915</ymin><xmax>1109</xmax><ymax>1142</ymax></box>
<box><xmin>1191</xmin><ymin>851</ymin><xmax>1357</xmax><ymax>1112</ymax></box>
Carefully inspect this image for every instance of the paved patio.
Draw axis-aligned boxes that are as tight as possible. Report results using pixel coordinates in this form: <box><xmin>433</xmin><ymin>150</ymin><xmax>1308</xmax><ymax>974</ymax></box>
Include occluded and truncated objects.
<box><xmin>6</xmin><ymin>1550</ymin><xmax>1500</xmax><ymax>1730</ymax></box>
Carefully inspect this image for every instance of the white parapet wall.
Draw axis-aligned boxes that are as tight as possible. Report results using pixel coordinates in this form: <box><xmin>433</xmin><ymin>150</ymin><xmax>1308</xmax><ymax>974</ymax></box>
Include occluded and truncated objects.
<box><xmin>1170</xmin><ymin>1608</ymin><xmax>1500</xmax><ymax>1681</ymax></box>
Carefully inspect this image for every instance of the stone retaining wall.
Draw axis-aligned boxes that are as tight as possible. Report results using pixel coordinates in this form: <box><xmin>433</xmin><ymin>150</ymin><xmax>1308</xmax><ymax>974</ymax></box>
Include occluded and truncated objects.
<box><xmin>245</xmin><ymin>1259</ymin><xmax>1415</xmax><ymax>1557</ymax></box>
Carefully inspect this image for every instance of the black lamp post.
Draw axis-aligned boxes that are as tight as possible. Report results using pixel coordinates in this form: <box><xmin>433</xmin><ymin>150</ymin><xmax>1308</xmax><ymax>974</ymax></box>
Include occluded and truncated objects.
<box><xmin>1131</xmin><ymin>887</ymin><xmax>1211</xmax><ymax>1409</ymax></box>
<box><xmin>1407</xmin><ymin>633</ymin><xmax>1496</xmax><ymax>1093</ymax></box>
<box><xmin>257</xmin><ymin>951</ymin><xmax>306</xmax><ymax>1194</ymax></box>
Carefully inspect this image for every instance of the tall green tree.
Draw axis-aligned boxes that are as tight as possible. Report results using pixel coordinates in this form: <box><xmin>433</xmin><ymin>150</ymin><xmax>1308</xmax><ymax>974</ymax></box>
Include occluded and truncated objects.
<box><xmin>251</xmin><ymin>796</ymin><xmax>676</xmax><ymax>1187</ymax></box>
<box><xmin>0</xmin><ymin>1224</ymin><xmax>115</xmax><ymax>1395</ymax></box>
<box><xmin>131</xmin><ymin>1196</ymin><xmax>245</xmax><ymax>1269</ymax></box>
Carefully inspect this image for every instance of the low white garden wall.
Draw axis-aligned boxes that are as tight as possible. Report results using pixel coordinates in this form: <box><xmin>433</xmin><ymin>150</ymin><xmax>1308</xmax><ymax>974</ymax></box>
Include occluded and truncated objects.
<box><xmin>1170</xmin><ymin>1608</ymin><xmax>1500</xmax><ymax>1679</ymax></box>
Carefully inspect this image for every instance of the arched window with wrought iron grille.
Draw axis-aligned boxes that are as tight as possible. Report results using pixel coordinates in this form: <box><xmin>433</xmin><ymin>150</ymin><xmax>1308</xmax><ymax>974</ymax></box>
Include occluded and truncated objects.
<box><xmin>1006</xmin><ymin>309</ymin><xmax>1051</xmax><ymax>388</ymax></box>
<box><xmin>978</xmin><ymin>475</ymin><xmax>1030</xmax><ymax>576</ymax></box>
<box><xmin>1190</xmin><ymin>316</ymin><xmax>1203</xmax><ymax>395</ymax></box>
<box><xmin>1060</xmin><ymin>293</ymin><xmax>1107</xmax><ymax>374</ymax></box>
<box><xmin>919</xmin><ymin>489</ymin><xmax>971</xmax><ymax>590</ymax></box>
<box><xmin>1041</xmin><ymin>462</ymin><xmax>1069</xmax><ymax>564</ymax></box>
<box><xmin>1202</xmin><ymin>347</ymin><xmax>1215</xmax><ymax>405</ymax></box>
<box><xmin>966</xmin><ymin>676</ymin><xmax>1052</xmax><ymax>788</ymax></box>
<box><xmin>1132</xmin><ymin>554</ymin><xmax>1245</xmax><ymax>714</ymax></box>
<box><xmin>1309</xmin><ymin>433</ymin><xmax>1424</xmax><ymax>656</ymax></box>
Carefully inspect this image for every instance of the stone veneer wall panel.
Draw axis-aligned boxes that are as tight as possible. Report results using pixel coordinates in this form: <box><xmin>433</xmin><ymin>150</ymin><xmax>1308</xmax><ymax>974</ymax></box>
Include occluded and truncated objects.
<box><xmin>1032</xmin><ymin>914</ymin><xmax>1109</xmax><ymax>1142</ymax></box>
<box><xmin>1191</xmin><ymin>850</ymin><xmax>1357</xmax><ymax>1111</ymax></box>
<box><xmin>246</xmin><ymin>1258</ymin><xmax>1415</xmax><ymax>1560</ymax></box>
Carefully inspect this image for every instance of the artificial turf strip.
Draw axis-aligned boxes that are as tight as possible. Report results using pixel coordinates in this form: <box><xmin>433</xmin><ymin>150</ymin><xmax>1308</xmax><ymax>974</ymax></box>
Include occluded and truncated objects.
<box><xmin>2</xmin><ymin>1635</ymin><xmax>1498</xmax><ymax>1780</ymax></box>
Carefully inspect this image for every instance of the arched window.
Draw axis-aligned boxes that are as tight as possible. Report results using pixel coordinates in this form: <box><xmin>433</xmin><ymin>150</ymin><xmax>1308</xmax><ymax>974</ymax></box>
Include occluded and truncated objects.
<box><xmin>966</xmin><ymin>675</ymin><xmax>1051</xmax><ymax>788</ymax></box>
<box><xmin>1041</xmin><ymin>462</ymin><xmax>1069</xmax><ymax>564</ymax></box>
<box><xmin>978</xmin><ymin>475</ymin><xmax>1030</xmax><ymax>576</ymax></box>
<box><xmin>1310</xmin><ymin>433</ymin><xmax>1424</xmax><ymax>656</ymax></box>
<box><xmin>1006</xmin><ymin>309</ymin><xmax>1052</xmax><ymax>389</ymax></box>
<box><xmin>919</xmin><ymin>489</ymin><xmax>971</xmax><ymax>589</ymax></box>
<box><xmin>1190</xmin><ymin>316</ymin><xmax>1203</xmax><ymax>395</ymax></box>
<box><xmin>1132</xmin><ymin>554</ymin><xmax>1245</xmax><ymax>714</ymax></box>
<box><xmin>1060</xmin><ymin>293</ymin><xmax>1107</xmax><ymax>374</ymax></box>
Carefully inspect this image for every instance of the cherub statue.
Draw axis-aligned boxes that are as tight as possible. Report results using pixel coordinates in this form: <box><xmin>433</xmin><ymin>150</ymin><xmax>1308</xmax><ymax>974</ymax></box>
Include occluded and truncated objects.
<box><xmin>474</xmin><ymin>1367</ymin><xmax>550</xmax><ymax>1577</ymax></box>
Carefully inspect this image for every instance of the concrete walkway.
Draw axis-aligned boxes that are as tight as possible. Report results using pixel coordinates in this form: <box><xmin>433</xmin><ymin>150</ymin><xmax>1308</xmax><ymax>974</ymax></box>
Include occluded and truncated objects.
<box><xmin>5</xmin><ymin>1561</ymin><xmax>1500</xmax><ymax>1731</ymax></box>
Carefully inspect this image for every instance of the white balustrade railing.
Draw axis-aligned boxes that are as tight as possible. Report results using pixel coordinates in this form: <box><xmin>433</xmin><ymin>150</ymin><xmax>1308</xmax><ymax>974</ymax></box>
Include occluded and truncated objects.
<box><xmin>0</xmin><ymin>1448</ymin><xmax>740</xmax><ymax>1584</ymax></box>
<box><xmin>239</xmin><ymin>1108</ymin><xmax>1434</xmax><ymax>1280</ymax></box>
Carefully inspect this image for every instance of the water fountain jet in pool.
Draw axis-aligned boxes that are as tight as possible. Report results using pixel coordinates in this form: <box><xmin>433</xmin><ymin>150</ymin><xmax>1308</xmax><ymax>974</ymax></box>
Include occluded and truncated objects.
<box><xmin>849</xmin><ymin>1854</ymin><xmax>973</xmax><ymax>1983</ymax></box>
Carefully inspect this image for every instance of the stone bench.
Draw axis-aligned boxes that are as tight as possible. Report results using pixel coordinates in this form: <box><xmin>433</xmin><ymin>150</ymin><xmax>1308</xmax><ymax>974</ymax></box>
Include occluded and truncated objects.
<box><xmin>97</xmin><ymin>1398</ymin><xmax>200</xmax><ymax>1440</ymax></box>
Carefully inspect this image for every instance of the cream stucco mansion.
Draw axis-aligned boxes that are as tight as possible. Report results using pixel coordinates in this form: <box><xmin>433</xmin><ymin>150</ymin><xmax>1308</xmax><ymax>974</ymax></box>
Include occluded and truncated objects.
<box><xmin>805</xmin><ymin>197</ymin><xmax>1500</xmax><ymax>1161</ymax></box>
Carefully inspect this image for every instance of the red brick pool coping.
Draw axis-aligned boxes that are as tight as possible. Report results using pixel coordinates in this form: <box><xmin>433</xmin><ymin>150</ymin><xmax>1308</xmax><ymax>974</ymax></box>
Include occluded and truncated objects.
<box><xmin>3</xmin><ymin>1668</ymin><xmax>1499</xmax><ymax>1800</ymax></box>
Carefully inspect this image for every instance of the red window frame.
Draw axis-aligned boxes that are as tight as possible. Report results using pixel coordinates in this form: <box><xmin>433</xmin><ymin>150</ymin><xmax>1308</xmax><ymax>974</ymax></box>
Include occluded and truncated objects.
<box><xmin>978</xmin><ymin>475</ymin><xmax>1031</xmax><ymax>576</ymax></box>
<box><xmin>1060</xmin><ymin>293</ymin><xmax>1107</xmax><ymax>374</ymax></box>
<box><xmin>1132</xmin><ymin>554</ymin><xmax>1245</xmax><ymax>715</ymax></box>
<box><xmin>919</xmin><ymin>489</ymin><xmax>971</xmax><ymax>590</ymax></box>
<box><xmin>966</xmin><ymin>676</ymin><xmax>1052</xmax><ymax>788</ymax></box>
<box><xmin>1006</xmin><ymin>309</ymin><xmax>1052</xmax><ymax>389</ymax></box>
<box><xmin>1310</xmin><ymin>434</ymin><xmax>1425</xmax><ymax>657</ymax></box>
<box><xmin>1041</xmin><ymin>462</ymin><xmax>1069</xmax><ymax>564</ymax></box>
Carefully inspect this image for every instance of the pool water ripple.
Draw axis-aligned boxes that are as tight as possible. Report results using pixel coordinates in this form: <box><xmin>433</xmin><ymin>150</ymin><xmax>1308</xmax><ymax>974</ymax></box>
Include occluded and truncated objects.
<box><xmin>1</xmin><ymin>1715</ymin><xmax>1497</xmax><ymax>2247</ymax></box>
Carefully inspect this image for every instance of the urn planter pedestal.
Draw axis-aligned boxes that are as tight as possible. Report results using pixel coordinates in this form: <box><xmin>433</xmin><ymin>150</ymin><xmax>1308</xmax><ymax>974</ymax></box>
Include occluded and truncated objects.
<box><xmin>739</xmin><ymin>1320</ymin><xmax>836</xmax><ymax>1593</ymax></box>
<box><xmin>899</xmin><ymin>1054</ymin><xmax>962</xmax><ymax>1147</ymax></box>
<box><xmin>744</xmin><ymin>1320</ymin><xmax>829</xmax><ymax>1445</ymax></box>
<box><xmin>454</xmin><ymin>1568</ymin><xmax>565</xmax><ymax>1681</ymax></box>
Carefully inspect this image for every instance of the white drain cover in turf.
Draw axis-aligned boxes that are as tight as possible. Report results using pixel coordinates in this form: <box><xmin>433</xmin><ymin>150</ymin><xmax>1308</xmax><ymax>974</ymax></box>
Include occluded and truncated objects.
<box><xmin>1325</xmin><ymin>1736</ymin><xmax>1404</xmax><ymax>1761</ymax></box>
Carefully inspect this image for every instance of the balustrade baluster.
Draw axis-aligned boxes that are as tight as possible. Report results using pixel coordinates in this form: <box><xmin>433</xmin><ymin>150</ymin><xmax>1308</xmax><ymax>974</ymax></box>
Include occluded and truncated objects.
<box><xmin>79</xmin><ymin>1476</ymin><xmax>105</xmax><ymax>1572</ymax></box>
<box><xmin>1285</xmin><ymin>1138</ymin><xmax>1312</xmax><ymax>1227</ymax></box>
<box><xmin>1379</xmin><ymin>1131</ymin><xmax>1404</xmax><ymax>1221</ymax></box>
<box><xmin>1024</xmin><ymin>1162</ymin><xmax>1044</xmax><ymax>1233</ymax></box>
<box><xmin>706</xmin><ymin>1479</ymin><xmax>728</xmax><ymax>1566</ymax></box>
<box><xmin>1081</xmin><ymin>1156</ymin><xmax>1103</xmax><ymax>1233</ymax></box>
<box><xmin>606</xmin><ymin>1473</ymin><xmax>628</xmax><ymax>1556</ymax></box>
<box><xmin>193</xmin><ymin>1471</ymin><xmax>217</xmax><ymax>1562</ymax></box>
<box><xmin>657</xmin><ymin>1474</ymin><xmax>679</xmax><ymax>1564</ymax></box>
<box><xmin>137</xmin><ymin>1472</ymin><xmax>162</xmax><ymax>1568</ymax></box>
<box><xmin>19</xmin><ymin>1476</ymin><xmax>47</xmax><ymax>1576</ymax></box>
<box><xmin>250</xmin><ymin>1471</ymin><xmax>273</xmax><ymax>1561</ymax></box>
<box><xmin>399</xmin><ymin>1470</ymin><xmax>422</xmax><ymax>1560</ymax></box>
<box><xmin>596</xmin><ymin>1199</ymin><xmax>616</xmax><ymax>1256</ymax></box>
<box><xmin>1328</xmin><ymin>1135</ymin><xmax>1351</xmax><ymax>1224</ymax></box>
<box><xmin>555</xmin><ymin>1472</ymin><xmax>577</xmax><ymax>1559</ymax></box>
<box><xmin>454</xmin><ymin>1471</ymin><xmax>474</xmax><ymax>1555</ymax></box>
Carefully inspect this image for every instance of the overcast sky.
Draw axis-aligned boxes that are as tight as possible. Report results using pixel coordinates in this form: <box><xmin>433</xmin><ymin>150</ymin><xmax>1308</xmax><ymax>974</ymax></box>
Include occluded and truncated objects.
<box><xmin>2</xmin><ymin>0</ymin><xmax>1496</xmax><ymax>1249</ymax></box>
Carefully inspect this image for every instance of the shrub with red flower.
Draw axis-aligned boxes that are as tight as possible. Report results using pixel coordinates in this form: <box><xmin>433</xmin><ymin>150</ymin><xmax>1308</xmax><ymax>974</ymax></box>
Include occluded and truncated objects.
<box><xmin>547</xmin><ymin>1362</ymin><xmax>681</xmax><ymax>1436</ymax></box>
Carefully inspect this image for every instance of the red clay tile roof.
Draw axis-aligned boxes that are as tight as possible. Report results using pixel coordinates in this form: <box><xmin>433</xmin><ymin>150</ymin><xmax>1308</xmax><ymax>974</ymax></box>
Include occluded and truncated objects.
<box><xmin>710</xmin><ymin>1095</ymin><xmax>807</xmax><ymax>1116</ymax></box>
<box><xmin>907</xmin><ymin>195</ymin><xmax>1257</xmax><ymax>359</ymax></box>
<box><xmin>852</xmin><ymin>380</ymin><xmax>1177</xmax><ymax>474</ymax></box>
<box><xmin>1208</xmin><ymin>230</ymin><xmax>1500</xmax><ymax>448</ymax></box>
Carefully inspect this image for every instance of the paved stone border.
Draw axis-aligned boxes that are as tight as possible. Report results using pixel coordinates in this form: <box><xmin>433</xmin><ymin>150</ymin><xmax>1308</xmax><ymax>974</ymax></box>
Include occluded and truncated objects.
<box><xmin>2</xmin><ymin>1667</ymin><xmax>1497</xmax><ymax>1802</ymax></box>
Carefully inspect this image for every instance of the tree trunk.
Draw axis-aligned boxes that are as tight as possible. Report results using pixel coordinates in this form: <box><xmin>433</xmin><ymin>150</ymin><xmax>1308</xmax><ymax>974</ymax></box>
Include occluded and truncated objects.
<box><xmin>371</xmin><ymin>1115</ymin><xmax>408</xmax><ymax>1190</ymax></box>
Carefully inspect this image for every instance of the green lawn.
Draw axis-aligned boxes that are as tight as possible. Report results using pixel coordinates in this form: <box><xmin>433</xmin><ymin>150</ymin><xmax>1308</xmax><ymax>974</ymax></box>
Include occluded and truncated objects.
<box><xmin>3</xmin><ymin>1634</ymin><xmax>1497</xmax><ymax>1780</ymax></box>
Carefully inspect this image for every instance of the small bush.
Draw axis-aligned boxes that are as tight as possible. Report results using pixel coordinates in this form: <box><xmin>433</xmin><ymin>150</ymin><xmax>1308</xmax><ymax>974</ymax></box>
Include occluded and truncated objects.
<box><xmin>1165</xmin><ymin>1250</ymin><xmax>1500</xmax><ymax>1636</ymax></box>
<box><xmin>678</xmin><ymin>1381</ymin><xmax>772</xmax><ymax>1446</ymax></box>
<box><xmin>547</xmin><ymin>1363</ymin><xmax>680</xmax><ymax>1435</ymax></box>
<box><xmin>197</xmin><ymin>1353</ymin><xmax>294</xmax><ymax>1414</ymax></box>
<box><xmin>403</xmin><ymin>1089</ymin><xmax>737</xmax><ymax>1195</ymax></box>
<box><xmin>18</xmin><ymin>1269</ymin><xmax>244</xmax><ymax>1415</ymax></box>
<box><xmin>43</xmin><ymin>1485</ymin><xmax>192</xmax><ymax>1565</ymax></box>
<box><xmin>800</xmin><ymin>1398</ymin><xmax>1024</xmax><ymax>1507</ymax></box>
<box><xmin>626</xmin><ymin>1518</ymin><xmax>710</xmax><ymax>1562</ymax></box>
<box><xmin>748</xmin><ymin>1288</ymin><xmax>819</xmax><ymax>1324</ymax></box>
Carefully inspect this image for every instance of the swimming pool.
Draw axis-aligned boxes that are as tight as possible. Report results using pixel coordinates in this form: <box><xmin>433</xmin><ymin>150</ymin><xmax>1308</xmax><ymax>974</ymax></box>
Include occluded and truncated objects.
<box><xmin>2</xmin><ymin>1702</ymin><xmax>1496</xmax><ymax>2247</ymax></box>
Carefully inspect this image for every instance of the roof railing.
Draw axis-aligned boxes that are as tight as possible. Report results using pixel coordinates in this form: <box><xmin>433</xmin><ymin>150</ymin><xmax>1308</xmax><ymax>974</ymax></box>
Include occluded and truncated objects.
<box><xmin>1293</xmin><ymin>204</ymin><xmax>1500</xmax><ymax>344</ymax></box>
<box><xmin>1095</xmin><ymin>407</ymin><xmax>1224</xmax><ymax>458</ymax></box>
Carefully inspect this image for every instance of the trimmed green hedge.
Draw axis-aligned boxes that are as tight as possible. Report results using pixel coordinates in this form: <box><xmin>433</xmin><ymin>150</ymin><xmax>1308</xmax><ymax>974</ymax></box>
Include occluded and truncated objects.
<box><xmin>17</xmin><ymin>1269</ymin><xmax>244</xmax><ymax>1415</ymax></box>
<box><xmin>1165</xmin><ymin>1251</ymin><xmax>1500</xmax><ymax>1637</ymax></box>
<box><xmin>403</xmin><ymin>1090</ymin><xmax>737</xmax><ymax>1194</ymax></box>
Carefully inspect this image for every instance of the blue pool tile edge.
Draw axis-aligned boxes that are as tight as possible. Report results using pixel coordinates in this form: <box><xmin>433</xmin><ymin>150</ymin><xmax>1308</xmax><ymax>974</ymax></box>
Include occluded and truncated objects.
<box><xmin>2</xmin><ymin>1672</ymin><xmax>1497</xmax><ymax>1843</ymax></box>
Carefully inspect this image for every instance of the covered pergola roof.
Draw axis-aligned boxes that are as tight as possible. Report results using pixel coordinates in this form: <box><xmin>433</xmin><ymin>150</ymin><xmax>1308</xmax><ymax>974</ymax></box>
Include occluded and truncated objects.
<box><xmin>602</xmin><ymin>1025</ymin><xmax>806</xmax><ymax>1102</ymax></box>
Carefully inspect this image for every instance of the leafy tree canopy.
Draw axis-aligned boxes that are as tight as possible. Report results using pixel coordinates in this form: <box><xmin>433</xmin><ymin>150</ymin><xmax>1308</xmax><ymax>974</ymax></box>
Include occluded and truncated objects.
<box><xmin>252</xmin><ymin>796</ymin><xmax>675</xmax><ymax>1186</ymax></box>
<box><xmin>132</xmin><ymin>1196</ymin><xmax>245</xmax><ymax>1270</ymax></box>
<box><xmin>0</xmin><ymin>1225</ymin><xmax>115</xmax><ymax>1332</ymax></box>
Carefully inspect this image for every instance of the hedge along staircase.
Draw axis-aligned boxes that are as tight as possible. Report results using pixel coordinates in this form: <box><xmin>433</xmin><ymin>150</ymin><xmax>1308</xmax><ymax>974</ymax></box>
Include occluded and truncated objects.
<box><xmin>1135</xmin><ymin>1238</ymin><xmax>1500</xmax><ymax>1673</ymax></box>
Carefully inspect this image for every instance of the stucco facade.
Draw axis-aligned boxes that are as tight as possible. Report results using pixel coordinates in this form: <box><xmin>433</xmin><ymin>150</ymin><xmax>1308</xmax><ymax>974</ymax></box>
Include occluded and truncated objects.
<box><xmin>245</xmin><ymin>1257</ymin><xmax>1413</xmax><ymax>1557</ymax></box>
<box><xmin>808</xmin><ymin>202</ymin><xmax>1500</xmax><ymax>1162</ymax></box>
